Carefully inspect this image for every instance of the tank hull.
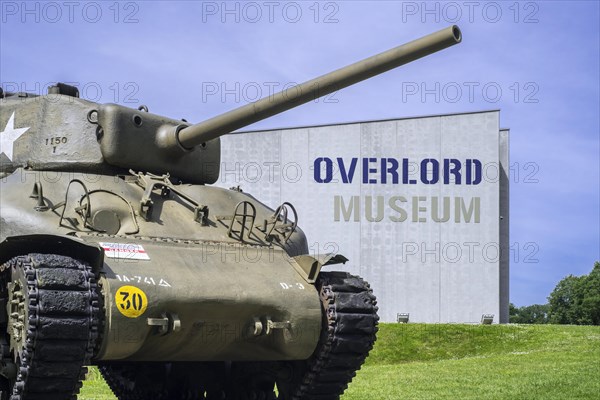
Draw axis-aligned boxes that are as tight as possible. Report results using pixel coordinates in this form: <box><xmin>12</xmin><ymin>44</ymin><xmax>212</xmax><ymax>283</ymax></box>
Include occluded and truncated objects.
<box><xmin>0</xmin><ymin>169</ymin><xmax>321</xmax><ymax>363</ymax></box>
<box><xmin>93</xmin><ymin>239</ymin><xmax>322</xmax><ymax>362</ymax></box>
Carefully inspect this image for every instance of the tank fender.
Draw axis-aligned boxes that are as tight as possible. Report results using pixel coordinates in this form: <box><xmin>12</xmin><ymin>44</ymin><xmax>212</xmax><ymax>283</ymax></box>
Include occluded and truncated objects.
<box><xmin>0</xmin><ymin>234</ymin><xmax>104</xmax><ymax>273</ymax></box>
<box><xmin>291</xmin><ymin>253</ymin><xmax>349</xmax><ymax>284</ymax></box>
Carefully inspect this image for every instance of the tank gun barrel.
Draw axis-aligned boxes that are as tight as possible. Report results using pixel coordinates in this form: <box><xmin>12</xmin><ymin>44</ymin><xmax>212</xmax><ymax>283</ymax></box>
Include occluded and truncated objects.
<box><xmin>176</xmin><ymin>25</ymin><xmax>461</xmax><ymax>149</ymax></box>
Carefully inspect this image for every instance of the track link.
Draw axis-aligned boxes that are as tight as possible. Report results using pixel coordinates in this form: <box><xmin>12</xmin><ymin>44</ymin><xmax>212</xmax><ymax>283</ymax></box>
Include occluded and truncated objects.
<box><xmin>0</xmin><ymin>254</ymin><xmax>100</xmax><ymax>400</ymax></box>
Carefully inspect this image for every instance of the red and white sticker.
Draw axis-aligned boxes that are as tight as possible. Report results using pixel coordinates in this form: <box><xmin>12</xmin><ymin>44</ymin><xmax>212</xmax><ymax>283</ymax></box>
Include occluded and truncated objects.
<box><xmin>100</xmin><ymin>242</ymin><xmax>150</xmax><ymax>260</ymax></box>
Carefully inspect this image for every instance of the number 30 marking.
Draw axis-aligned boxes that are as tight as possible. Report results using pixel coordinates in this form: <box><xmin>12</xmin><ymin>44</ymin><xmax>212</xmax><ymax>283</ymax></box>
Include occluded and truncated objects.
<box><xmin>116</xmin><ymin>285</ymin><xmax>148</xmax><ymax>318</ymax></box>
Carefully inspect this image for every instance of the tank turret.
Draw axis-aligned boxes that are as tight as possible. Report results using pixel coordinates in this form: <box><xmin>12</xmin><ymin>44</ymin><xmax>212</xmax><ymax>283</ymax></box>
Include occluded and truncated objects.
<box><xmin>1</xmin><ymin>26</ymin><xmax>460</xmax><ymax>184</ymax></box>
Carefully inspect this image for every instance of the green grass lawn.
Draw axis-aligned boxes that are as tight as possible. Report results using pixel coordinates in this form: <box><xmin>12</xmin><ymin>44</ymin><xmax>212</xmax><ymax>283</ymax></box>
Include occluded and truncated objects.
<box><xmin>79</xmin><ymin>324</ymin><xmax>600</xmax><ymax>399</ymax></box>
<box><xmin>344</xmin><ymin>324</ymin><xmax>600</xmax><ymax>399</ymax></box>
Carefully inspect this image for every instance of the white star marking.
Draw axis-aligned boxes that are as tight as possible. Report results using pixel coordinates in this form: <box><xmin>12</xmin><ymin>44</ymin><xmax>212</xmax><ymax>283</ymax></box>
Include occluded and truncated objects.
<box><xmin>0</xmin><ymin>112</ymin><xmax>30</xmax><ymax>161</ymax></box>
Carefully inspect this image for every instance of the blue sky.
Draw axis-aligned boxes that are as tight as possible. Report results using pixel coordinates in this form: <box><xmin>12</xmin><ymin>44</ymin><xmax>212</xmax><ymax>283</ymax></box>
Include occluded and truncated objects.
<box><xmin>1</xmin><ymin>1</ymin><xmax>598</xmax><ymax>306</ymax></box>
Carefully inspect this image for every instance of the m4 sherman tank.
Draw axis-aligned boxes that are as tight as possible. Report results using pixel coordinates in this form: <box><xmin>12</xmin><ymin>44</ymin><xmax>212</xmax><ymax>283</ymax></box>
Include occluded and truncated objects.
<box><xmin>0</xmin><ymin>26</ymin><xmax>461</xmax><ymax>399</ymax></box>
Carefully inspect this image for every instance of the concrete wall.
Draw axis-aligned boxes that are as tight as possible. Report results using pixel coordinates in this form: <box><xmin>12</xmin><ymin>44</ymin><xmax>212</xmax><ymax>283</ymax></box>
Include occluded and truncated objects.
<box><xmin>216</xmin><ymin>111</ymin><xmax>509</xmax><ymax>323</ymax></box>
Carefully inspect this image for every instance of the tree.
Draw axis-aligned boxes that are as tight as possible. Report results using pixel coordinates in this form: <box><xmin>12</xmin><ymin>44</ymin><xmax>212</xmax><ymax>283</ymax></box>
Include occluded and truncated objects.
<box><xmin>509</xmin><ymin>303</ymin><xmax>518</xmax><ymax>320</ymax></box>
<box><xmin>547</xmin><ymin>274</ymin><xmax>582</xmax><ymax>324</ymax></box>
<box><xmin>509</xmin><ymin>303</ymin><xmax>549</xmax><ymax>324</ymax></box>
<box><xmin>578</xmin><ymin>262</ymin><xmax>600</xmax><ymax>325</ymax></box>
<box><xmin>548</xmin><ymin>262</ymin><xmax>600</xmax><ymax>325</ymax></box>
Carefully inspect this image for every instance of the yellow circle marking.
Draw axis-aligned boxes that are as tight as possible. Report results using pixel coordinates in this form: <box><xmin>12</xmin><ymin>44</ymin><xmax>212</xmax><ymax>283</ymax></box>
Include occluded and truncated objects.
<box><xmin>116</xmin><ymin>285</ymin><xmax>148</xmax><ymax>318</ymax></box>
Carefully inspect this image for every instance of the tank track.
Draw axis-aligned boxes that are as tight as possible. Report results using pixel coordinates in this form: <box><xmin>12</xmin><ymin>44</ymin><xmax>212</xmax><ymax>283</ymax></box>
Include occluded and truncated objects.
<box><xmin>99</xmin><ymin>363</ymin><xmax>168</xmax><ymax>400</ymax></box>
<box><xmin>0</xmin><ymin>254</ymin><xmax>100</xmax><ymax>400</ymax></box>
<box><xmin>100</xmin><ymin>361</ymin><xmax>280</xmax><ymax>400</ymax></box>
<box><xmin>99</xmin><ymin>362</ymin><xmax>228</xmax><ymax>400</ymax></box>
<box><xmin>99</xmin><ymin>271</ymin><xmax>377</xmax><ymax>400</ymax></box>
<box><xmin>283</xmin><ymin>271</ymin><xmax>379</xmax><ymax>400</ymax></box>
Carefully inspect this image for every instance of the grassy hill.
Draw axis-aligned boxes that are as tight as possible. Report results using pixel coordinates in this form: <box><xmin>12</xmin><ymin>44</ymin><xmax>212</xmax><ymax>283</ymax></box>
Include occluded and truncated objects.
<box><xmin>79</xmin><ymin>324</ymin><xmax>600</xmax><ymax>399</ymax></box>
<box><xmin>346</xmin><ymin>324</ymin><xmax>600</xmax><ymax>399</ymax></box>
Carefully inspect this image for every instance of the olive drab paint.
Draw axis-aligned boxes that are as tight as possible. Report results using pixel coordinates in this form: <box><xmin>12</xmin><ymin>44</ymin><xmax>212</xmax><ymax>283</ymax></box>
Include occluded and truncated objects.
<box><xmin>0</xmin><ymin>26</ymin><xmax>462</xmax><ymax>399</ymax></box>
